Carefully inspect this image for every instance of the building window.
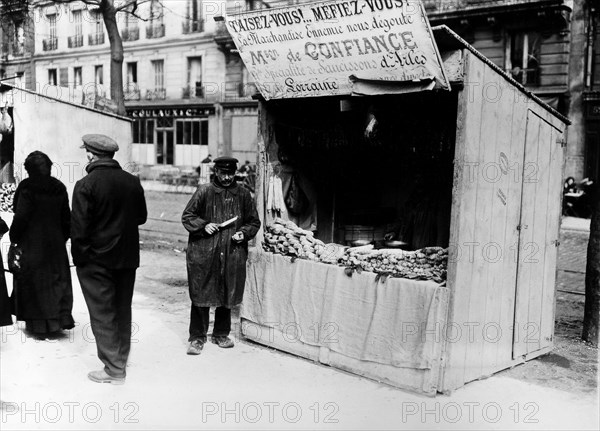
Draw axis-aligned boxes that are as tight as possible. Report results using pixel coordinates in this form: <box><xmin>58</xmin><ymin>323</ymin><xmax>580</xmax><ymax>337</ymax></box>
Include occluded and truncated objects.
<box><xmin>73</xmin><ymin>10</ymin><xmax>82</xmax><ymax>36</ymax></box>
<box><xmin>125</xmin><ymin>62</ymin><xmax>140</xmax><ymax>100</ymax></box>
<box><xmin>59</xmin><ymin>68</ymin><xmax>68</xmax><ymax>86</ymax></box>
<box><xmin>95</xmin><ymin>65</ymin><xmax>103</xmax><ymax>85</ymax></box>
<box><xmin>506</xmin><ymin>31</ymin><xmax>541</xmax><ymax>86</ymax></box>
<box><xmin>150</xmin><ymin>0</ymin><xmax>164</xmax><ymax>25</ymax></box>
<box><xmin>126</xmin><ymin>62</ymin><xmax>137</xmax><ymax>86</ymax></box>
<box><xmin>122</xmin><ymin>8</ymin><xmax>140</xmax><ymax>41</ymax></box>
<box><xmin>73</xmin><ymin>67</ymin><xmax>82</xmax><ymax>87</ymax></box>
<box><xmin>147</xmin><ymin>0</ymin><xmax>165</xmax><ymax>38</ymax></box>
<box><xmin>43</xmin><ymin>14</ymin><xmax>58</xmax><ymax>51</ymax></box>
<box><xmin>132</xmin><ymin>119</ymin><xmax>155</xmax><ymax>144</ymax></box>
<box><xmin>146</xmin><ymin>60</ymin><xmax>165</xmax><ymax>99</ymax></box>
<box><xmin>184</xmin><ymin>57</ymin><xmax>203</xmax><ymax>98</ymax></box>
<box><xmin>176</xmin><ymin>119</ymin><xmax>208</xmax><ymax>146</ymax></box>
<box><xmin>152</xmin><ymin>59</ymin><xmax>164</xmax><ymax>91</ymax></box>
<box><xmin>124</xmin><ymin>10</ymin><xmax>138</xmax><ymax>29</ymax></box>
<box><xmin>69</xmin><ymin>10</ymin><xmax>84</xmax><ymax>48</ymax></box>
<box><xmin>183</xmin><ymin>0</ymin><xmax>204</xmax><ymax>33</ymax></box>
<box><xmin>94</xmin><ymin>11</ymin><xmax>103</xmax><ymax>35</ymax></box>
<box><xmin>48</xmin><ymin>68</ymin><xmax>57</xmax><ymax>86</ymax></box>
<box><xmin>48</xmin><ymin>13</ymin><xmax>57</xmax><ymax>39</ymax></box>
<box><xmin>89</xmin><ymin>11</ymin><xmax>105</xmax><ymax>45</ymax></box>
<box><xmin>10</xmin><ymin>21</ymin><xmax>25</xmax><ymax>56</ymax></box>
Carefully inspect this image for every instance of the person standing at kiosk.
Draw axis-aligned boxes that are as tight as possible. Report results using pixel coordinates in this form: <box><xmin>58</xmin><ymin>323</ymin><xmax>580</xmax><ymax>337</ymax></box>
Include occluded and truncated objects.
<box><xmin>182</xmin><ymin>156</ymin><xmax>260</xmax><ymax>355</ymax></box>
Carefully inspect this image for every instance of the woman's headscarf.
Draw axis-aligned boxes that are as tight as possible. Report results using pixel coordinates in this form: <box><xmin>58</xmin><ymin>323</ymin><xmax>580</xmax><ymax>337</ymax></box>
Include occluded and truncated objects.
<box><xmin>24</xmin><ymin>151</ymin><xmax>53</xmax><ymax>178</ymax></box>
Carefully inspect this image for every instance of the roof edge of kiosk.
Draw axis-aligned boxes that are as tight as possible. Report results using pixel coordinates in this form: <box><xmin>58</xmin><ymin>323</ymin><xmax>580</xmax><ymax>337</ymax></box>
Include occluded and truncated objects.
<box><xmin>431</xmin><ymin>25</ymin><xmax>570</xmax><ymax>125</ymax></box>
<box><xmin>0</xmin><ymin>83</ymin><xmax>133</xmax><ymax>122</ymax></box>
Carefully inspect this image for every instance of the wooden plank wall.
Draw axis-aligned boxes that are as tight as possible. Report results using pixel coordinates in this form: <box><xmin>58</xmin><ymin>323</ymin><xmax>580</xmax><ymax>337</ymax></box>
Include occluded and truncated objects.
<box><xmin>540</xmin><ymin>111</ymin><xmax>564</xmax><ymax>352</ymax></box>
<box><xmin>539</xmin><ymin>33</ymin><xmax>570</xmax><ymax>87</ymax></box>
<box><xmin>513</xmin><ymin>110</ymin><xmax>564</xmax><ymax>358</ymax></box>
<box><xmin>441</xmin><ymin>49</ymin><xmax>563</xmax><ymax>391</ymax></box>
<box><xmin>470</xmin><ymin>29</ymin><xmax>504</xmax><ymax>67</ymax></box>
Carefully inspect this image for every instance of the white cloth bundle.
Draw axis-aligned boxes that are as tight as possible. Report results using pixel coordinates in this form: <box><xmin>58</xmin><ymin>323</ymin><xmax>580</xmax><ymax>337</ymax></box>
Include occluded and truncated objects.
<box><xmin>267</xmin><ymin>175</ymin><xmax>285</xmax><ymax>214</ymax></box>
<box><xmin>0</xmin><ymin>107</ymin><xmax>13</xmax><ymax>134</ymax></box>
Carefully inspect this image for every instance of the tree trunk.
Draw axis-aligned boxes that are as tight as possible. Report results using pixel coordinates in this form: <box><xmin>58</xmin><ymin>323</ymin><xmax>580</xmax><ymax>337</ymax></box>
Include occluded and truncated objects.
<box><xmin>101</xmin><ymin>0</ymin><xmax>126</xmax><ymax>116</ymax></box>
<box><xmin>583</xmin><ymin>185</ymin><xmax>600</xmax><ymax>345</ymax></box>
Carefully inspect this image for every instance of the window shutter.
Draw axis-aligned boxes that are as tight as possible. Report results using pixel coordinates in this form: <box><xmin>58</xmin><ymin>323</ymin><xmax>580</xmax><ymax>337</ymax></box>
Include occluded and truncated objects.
<box><xmin>59</xmin><ymin>68</ymin><xmax>69</xmax><ymax>86</ymax></box>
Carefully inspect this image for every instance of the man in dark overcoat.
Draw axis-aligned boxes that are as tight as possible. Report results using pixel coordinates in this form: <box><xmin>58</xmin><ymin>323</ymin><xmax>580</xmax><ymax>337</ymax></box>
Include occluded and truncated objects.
<box><xmin>71</xmin><ymin>134</ymin><xmax>147</xmax><ymax>385</ymax></box>
<box><xmin>182</xmin><ymin>156</ymin><xmax>260</xmax><ymax>355</ymax></box>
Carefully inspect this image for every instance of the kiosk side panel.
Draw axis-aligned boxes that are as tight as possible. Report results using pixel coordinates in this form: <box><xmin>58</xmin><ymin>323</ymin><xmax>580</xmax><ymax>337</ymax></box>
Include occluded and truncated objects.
<box><xmin>443</xmin><ymin>50</ymin><xmax>486</xmax><ymax>391</ymax></box>
<box><xmin>512</xmin><ymin>110</ymin><xmax>564</xmax><ymax>359</ymax></box>
<box><xmin>442</xmin><ymin>50</ymin><xmax>529</xmax><ymax>391</ymax></box>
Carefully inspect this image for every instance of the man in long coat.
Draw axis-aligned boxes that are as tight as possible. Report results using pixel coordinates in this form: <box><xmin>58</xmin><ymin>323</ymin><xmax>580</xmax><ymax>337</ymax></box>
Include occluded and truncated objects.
<box><xmin>182</xmin><ymin>156</ymin><xmax>260</xmax><ymax>355</ymax></box>
<box><xmin>71</xmin><ymin>134</ymin><xmax>147</xmax><ymax>384</ymax></box>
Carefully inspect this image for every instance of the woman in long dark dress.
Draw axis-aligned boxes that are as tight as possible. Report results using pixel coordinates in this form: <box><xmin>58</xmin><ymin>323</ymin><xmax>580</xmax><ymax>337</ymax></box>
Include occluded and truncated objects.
<box><xmin>9</xmin><ymin>151</ymin><xmax>74</xmax><ymax>334</ymax></box>
<box><xmin>0</xmin><ymin>216</ymin><xmax>13</xmax><ymax>327</ymax></box>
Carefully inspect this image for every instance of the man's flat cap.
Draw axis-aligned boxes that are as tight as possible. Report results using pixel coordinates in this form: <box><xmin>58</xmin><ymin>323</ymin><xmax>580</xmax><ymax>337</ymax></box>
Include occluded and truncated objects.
<box><xmin>214</xmin><ymin>156</ymin><xmax>238</xmax><ymax>172</ymax></box>
<box><xmin>80</xmin><ymin>134</ymin><xmax>119</xmax><ymax>154</ymax></box>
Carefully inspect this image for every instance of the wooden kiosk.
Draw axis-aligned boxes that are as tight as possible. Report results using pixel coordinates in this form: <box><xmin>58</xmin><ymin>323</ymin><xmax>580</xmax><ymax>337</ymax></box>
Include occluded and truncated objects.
<box><xmin>228</xmin><ymin>1</ymin><xmax>569</xmax><ymax>395</ymax></box>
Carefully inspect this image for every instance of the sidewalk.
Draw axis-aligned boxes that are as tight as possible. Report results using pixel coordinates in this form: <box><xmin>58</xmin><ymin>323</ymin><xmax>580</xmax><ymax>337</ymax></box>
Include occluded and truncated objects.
<box><xmin>1</xmin><ymin>251</ymin><xmax>598</xmax><ymax>430</ymax></box>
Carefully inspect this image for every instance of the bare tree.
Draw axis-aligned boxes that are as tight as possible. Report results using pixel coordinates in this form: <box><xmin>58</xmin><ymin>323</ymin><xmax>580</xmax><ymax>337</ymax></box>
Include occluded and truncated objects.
<box><xmin>34</xmin><ymin>0</ymin><xmax>156</xmax><ymax>115</ymax></box>
<box><xmin>50</xmin><ymin>0</ymin><xmax>156</xmax><ymax>115</ymax></box>
<box><xmin>583</xmin><ymin>184</ymin><xmax>600</xmax><ymax>345</ymax></box>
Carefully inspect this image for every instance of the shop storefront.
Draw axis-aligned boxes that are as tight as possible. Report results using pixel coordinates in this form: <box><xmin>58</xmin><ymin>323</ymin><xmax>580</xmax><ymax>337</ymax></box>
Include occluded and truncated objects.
<box><xmin>127</xmin><ymin>105</ymin><xmax>215</xmax><ymax>167</ymax></box>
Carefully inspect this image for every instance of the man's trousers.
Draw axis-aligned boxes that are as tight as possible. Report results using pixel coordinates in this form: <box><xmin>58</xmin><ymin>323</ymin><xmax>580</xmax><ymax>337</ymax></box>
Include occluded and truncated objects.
<box><xmin>188</xmin><ymin>305</ymin><xmax>231</xmax><ymax>342</ymax></box>
<box><xmin>77</xmin><ymin>263</ymin><xmax>136</xmax><ymax>378</ymax></box>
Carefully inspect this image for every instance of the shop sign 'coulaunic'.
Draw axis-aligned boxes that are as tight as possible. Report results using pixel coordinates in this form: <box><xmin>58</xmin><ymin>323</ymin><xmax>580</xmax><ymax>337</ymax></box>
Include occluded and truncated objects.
<box><xmin>226</xmin><ymin>0</ymin><xmax>450</xmax><ymax>100</ymax></box>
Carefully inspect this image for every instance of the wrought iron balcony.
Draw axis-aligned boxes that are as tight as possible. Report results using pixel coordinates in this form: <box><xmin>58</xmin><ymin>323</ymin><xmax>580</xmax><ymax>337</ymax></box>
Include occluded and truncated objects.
<box><xmin>146</xmin><ymin>24</ymin><xmax>165</xmax><ymax>39</ymax></box>
<box><xmin>68</xmin><ymin>34</ymin><xmax>83</xmax><ymax>48</ymax></box>
<box><xmin>7</xmin><ymin>42</ymin><xmax>25</xmax><ymax>57</ymax></box>
<box><xmin>213</xmin><ymin>19</ymin><xmax>236</xmax><ymax>53</ymax></box>
<box><xmin>145</xmin><ymin>88</ymin><xmax>166</xmax><ymax>100</ymax></box>
<box><xmin>121</xmin><ymin>27</ymin><xmax>140</xmax><ymax>42</ymax></box>
<box><xmin>182</xmin><ymin>19</ymin><xmax>204</xmax><ymax>34</ymax></box>
<box><xmin>182</xmin><ymin>83</ymin><xmax>204</xmax><ymax>99</ymax></box>
<box><xmin>124</xmin><ymin>84</ymin><xmax>141</xmax><ymax>101</ymax></box>
<box><xmin>42</xmin><ymin>37</ymin><xmax>58</xmax><ymax>51</ymax></box>
<box><xmin>88</xmin><ymin>33</ymin><xmax>105</xmax><ymax>46</ymax></box>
